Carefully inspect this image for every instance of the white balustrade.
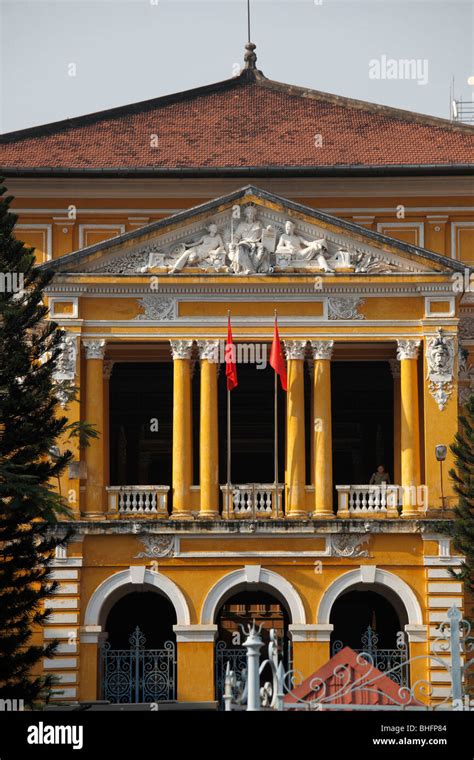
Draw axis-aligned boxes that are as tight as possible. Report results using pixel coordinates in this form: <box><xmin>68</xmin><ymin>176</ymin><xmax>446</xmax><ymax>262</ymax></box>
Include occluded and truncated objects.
<box><xmin>220</xmin><ymin>484</ymin><xmax>284</xmax><ymax>519</ymax></box>
<box><xmin>336</xmin><ymin>484</ymin><xmax>400</xmax><ymax>517</ymax></box>
<box><xmin>106</xmin><ymin>486</ymin><xmax>169</xmax><ymax>517</ymax></box>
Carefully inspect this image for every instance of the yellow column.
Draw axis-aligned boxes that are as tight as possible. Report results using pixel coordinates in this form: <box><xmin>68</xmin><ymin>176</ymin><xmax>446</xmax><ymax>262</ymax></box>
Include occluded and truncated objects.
<box><xmin>82</xmin><ymin>339</ymin><xmax>106</xmax><ymax>518</ymax></box>
<box><xmin>397</xmin><ymin>340</ymin><xmax>421</xmax><ymax>517</ymax></box>
<box><xmin>389</xmin><ymin>359</ymin><xmax>401</xmax><ymax>484</ymax></box>
<box><xmin>311</xmin><ymin>340</ymin><xmax>334</xmax><ymax>518</ymax></box>
<box><xmin>197</xmin><ymin>340</ymin><xmax>220</xmax><ymax>518</ymax></box>
<box><xmin>170</xmin><ymin>340</ymin><xmax>194</xmax><ymax>519</ymax></box>
<box><xmin>284</xmin><ymin>341</ymin><xmax>307</xmax><ymax>518</ymax></box>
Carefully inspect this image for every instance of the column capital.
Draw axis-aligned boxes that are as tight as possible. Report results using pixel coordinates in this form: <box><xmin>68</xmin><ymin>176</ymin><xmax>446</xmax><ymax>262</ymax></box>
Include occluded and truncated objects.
<box><xmin>389</xmin><ymin>359</ymin><xmax>401</xmax><ymax>379</ymax></box>
<box><xmin>284</xmin><ymin>340</ymin><xmax>308</xmax><ymax>361</ymax></box>
<box><xmin>170</xmin><ymin>339</ymin><xmax>194</xmax><ymax>360</ymax></box>
<box><xmin>396</xmin><ymin>339</ymin><xmax>421</xmax><ymax>361</ymax></box>
<box><xmin>197</xmin><ymin>339</ymin><xmax>220</xmax><ymax>362</ymax></box>
<box><xmin>82</xmin><ymin>339</ymin><xmax>106</xmax><ymax>360</ymax></box>
<box><xmin>103</xmin><ymin>360</ymin><xmax>114</xmax><ymax>379</ymax></box>
<box><xmin>310</xmin><ymin>340</ymin><xmax>334</xmax><ymax>361</ymax></box>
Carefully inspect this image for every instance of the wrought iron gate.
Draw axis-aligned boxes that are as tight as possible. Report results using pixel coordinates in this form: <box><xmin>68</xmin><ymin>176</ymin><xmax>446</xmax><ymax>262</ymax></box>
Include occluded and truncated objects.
<box><xmin>332</xmin><ymin>625</ymin><xmax>409</xmax><ymax>687</ymax></box>
<box><xmin>100</xmin><ymin>626</ymin><xmax>176</xmax><ymax>703</ymax></box>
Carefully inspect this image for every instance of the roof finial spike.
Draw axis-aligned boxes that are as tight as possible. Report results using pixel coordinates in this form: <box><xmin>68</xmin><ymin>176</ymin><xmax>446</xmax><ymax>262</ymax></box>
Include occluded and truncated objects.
<box><xmin>244</xmin><ymin>41</ymin><xmax>257</xmax><ymax>70</ymax></box>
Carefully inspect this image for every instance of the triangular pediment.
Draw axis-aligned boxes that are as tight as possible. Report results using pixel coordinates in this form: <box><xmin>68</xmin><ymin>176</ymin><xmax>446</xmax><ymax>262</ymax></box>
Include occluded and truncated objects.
<box><xmin>40</xmin><ymin>186</ymin><xmax>465</xmax><ymax>277</ymax></box>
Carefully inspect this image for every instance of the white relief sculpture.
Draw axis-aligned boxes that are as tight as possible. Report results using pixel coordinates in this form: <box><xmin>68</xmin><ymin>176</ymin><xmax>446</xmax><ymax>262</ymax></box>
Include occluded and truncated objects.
<box><xmin>426</xmin><ymin>328</ymin><xmax>455</xmax><ymax>411</ymax></box>
<box><xmin>168</xmin><ymin>223</ymin><xmax>226</xmax><ymax>274</ymax></box>
<box><xmin>330</xmin><ymin>534</ymin><xmax>370</xmax><ymax>558</ymax></box>
<box><xmin>327</xmin><ymin>297</ymin><xmax>365</xmax><ymax>320</ymax></box>
<box><xmin>134</xmin><ymin>295</ymin><xmax>176</xmax><ymax>321</ymax></box>
<box><xmin>276</xmin><ymin>220</ymin><xmax>333</xmax><ymax>272</ymax></box>
<box><xmin>135</xmin><ymin>535</ymin><xmax>176</xmax><ymax>558</ymax></box>
<box><xmin>54</xmin><ymin>333</ymin><xmax>77</xmax><ymax>381</ymax></box>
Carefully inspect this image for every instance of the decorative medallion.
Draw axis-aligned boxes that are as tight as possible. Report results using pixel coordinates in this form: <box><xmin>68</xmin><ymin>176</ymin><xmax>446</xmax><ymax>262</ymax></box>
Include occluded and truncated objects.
<box><xmin>134</xmin><ymin>535</ymin><xmax>176</xmax><ymax>558</ymax></box>
<box><xmin>134</xmin><ymin>295</ymin><xmax>176</xmax><ymax>321</ymax></box>
<box><xmin>328</xmin><ymin>297</ymin><xmax>365</xmax><ymax>320</ymax></box>
<box><xmin>330</xmin><ymin>534</ymin><xmax>371</xmax><ymax>558</ymax></box>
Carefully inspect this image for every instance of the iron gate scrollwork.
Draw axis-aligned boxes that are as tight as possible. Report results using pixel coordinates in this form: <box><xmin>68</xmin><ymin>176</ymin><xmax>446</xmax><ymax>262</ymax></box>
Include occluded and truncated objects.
<box><xmin>332</xmin><ymin>625</ymin><xmax>409</xmax><ymax>687</ymax></box>
<box><xmin>101</xmin><ymin>626</ymin><xmax>176</xmax><ymax>703</ymax></box>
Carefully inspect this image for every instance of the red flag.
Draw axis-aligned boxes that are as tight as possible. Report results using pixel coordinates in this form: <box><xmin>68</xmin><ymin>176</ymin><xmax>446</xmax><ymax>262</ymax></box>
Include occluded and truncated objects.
<box><xmin>270</xmin><ymin>316</ymin><xmax>287</xmax><ymax>391</ymax></box>
<box><xmin>225</xmin><ymin>314</ymin><xmax>238</xmax><ymax>391</ymax></box>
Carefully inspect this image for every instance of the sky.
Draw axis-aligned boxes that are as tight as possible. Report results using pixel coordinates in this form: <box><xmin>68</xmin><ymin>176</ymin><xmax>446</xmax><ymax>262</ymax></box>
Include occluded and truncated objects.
<box><xmin>1</xmin><ymin>0</ymin><xmax>473</xmax><ymax>134</ymax></box>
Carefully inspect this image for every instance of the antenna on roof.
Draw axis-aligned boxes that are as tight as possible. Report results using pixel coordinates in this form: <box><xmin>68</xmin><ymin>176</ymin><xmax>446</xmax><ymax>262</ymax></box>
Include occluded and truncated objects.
<box><xmin>247</xmin><ymin>0</ymin><xmax>251</xmax><ymax>43</ymax></box>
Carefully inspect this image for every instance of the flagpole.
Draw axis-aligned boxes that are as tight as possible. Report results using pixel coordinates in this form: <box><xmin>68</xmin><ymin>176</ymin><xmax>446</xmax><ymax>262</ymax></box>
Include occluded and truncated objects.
<box><xmin>226</xmin><ymin>310</ymin><xmax>231</xmax><ymax>517</ymax></box>
<box><xmin>274</xmin><ymin>310</ymin><xmax>279</xmax><ymax>517</ymax></box>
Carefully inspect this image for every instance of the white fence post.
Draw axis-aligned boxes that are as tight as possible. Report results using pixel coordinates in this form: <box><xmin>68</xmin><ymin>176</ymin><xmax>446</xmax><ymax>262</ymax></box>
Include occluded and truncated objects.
<box><xmin>243</xmin><ymin>622</ymin><xmax>264</xmax><ymax>711</ymax></box>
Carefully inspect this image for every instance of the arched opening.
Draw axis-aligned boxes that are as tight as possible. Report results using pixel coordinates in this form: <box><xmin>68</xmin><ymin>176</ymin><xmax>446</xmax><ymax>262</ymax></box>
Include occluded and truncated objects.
<box><xmin>329</xmin><ymin>585</ymin><xmax>409</xmax><ymax>686</ymax></box>
<box><xmin>100</xmin><ymin>588</ymin><xmax>177</xmax><ymax>704</ymax></box>
<box><xmin>214</xmin><ymin>588</ymin><xmax>291</xmax><ymax>705</ymax></box>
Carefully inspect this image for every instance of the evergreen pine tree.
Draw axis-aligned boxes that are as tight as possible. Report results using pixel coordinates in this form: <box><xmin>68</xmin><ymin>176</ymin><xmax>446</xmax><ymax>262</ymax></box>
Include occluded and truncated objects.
<box><xmin>449</xmin><ymin>393</ymin><xmax>474</xmax><ymax>595</ymax></box>
<box><xmin>0</xmin><ymin>182</ymin><xmax>75</xmax><ymax>705</ymax></box>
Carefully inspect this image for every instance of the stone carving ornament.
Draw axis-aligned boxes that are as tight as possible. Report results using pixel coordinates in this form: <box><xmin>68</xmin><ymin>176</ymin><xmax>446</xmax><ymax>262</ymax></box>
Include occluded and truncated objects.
<box><xmin>426</xmin><ymin>328</ymin><xmax>455</xmax><ymax>411</ymax></box>
<box><xmin>134</xmin><ymin>295</ymin><xmax>176</xmax><ymax>321</ymax></box>
<box><xmin>134</xmin><ymin>535</ymin><xmax>176</xmax><ymax>558</ymax></box>
<box><xmin>330</xmin><ymin>534</ymin><xmax>370</xmax><ymax>558</ymax></box>
<box><xmin>327</xmin><ymin>296</ymin><xmax>365</xmax><ymax>320</ymax></box>
<box><xmin>54</xmin><ymin>333</ymin><xmax>77</xmax><ymax>381</ymax></box>
<box><xmin>88</xmin><ymin>203</ymin><xmax>419</xmax><ymax>277</ymax></box>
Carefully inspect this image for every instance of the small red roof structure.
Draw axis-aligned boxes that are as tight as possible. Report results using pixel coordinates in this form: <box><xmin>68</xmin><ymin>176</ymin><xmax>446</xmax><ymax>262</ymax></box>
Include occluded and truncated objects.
<box><xmin>284</xmin><ymin>646</ymin><xmax>417</xmax><ymax>708</ymax></box>
<box><xmin>1</xmin><ymin>45</ymin><xmax>473</xmax><ymax>176</ymax></box>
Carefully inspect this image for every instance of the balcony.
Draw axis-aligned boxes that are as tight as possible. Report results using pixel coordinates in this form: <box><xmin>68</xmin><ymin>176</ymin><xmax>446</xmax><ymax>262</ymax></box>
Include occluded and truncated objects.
<box><xmin>220</xmin><ymin>484</ymin><xmax>284</xmax><ymax>519</ymax></box>
<box><xmin>106</xmin><ymin>486</ymin><xmax>170</xmax><ymax>518</ymax></box>
<box><xmin>336</xmin><ymin>485</ymin><xmax>401</xmax><ymax>518</ymax></box>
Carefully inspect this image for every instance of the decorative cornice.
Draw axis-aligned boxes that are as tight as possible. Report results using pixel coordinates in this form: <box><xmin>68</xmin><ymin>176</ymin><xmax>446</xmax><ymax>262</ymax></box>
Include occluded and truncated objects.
<box><xmin>310</xmin><ymin>340</ymin><xmax>334</xmax><ymax>361</ymax></box>
<box><xmin>82</xmin><ymin>339</ymin><xmax>106</xmax><ymax>359</ymax></box>
<box><xmin>169</xmin><ymin>339</ymin><xmax>194</xmax><ymax>360</ymax></box>
<box><xmin>284</xmin><ymin>340</ymin><xmax>308</xmax><ymax>360</ymax></box>
<box><xmin>396</xmin><ymin>339</ymin><xmax>421</xmax><ymax>360</ymax></box>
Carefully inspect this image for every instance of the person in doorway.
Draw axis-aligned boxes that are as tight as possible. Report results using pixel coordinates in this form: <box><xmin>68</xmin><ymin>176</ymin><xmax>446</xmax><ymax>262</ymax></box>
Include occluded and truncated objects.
<box><xmin>369</xmin><ymin>464</ymin><xmax>391</xmax><ymax>485</ymax></box>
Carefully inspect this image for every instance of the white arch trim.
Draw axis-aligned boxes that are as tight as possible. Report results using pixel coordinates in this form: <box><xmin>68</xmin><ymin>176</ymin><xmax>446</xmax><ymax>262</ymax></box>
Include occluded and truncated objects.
<box><xmin>317</xmin><ymin>567</ymin><xmax>423</xmax><ymax>626</ymax></box>
<box><xmin>84</xmin><ymin>567</ymin><xmax>190</xmax><ymax>627</ymax></box>
<box><xmin>200</xmin><ymin>565</ymin><xmax>306</xmax><ymax>625</ymax></box>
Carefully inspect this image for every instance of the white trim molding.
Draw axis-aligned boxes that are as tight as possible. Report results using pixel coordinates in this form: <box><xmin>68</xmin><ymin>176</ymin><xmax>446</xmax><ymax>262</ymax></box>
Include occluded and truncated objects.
<box><xmin>16</xmin><ymin>223</ymin><xmax>52</xmax><ymax>261</ymax></box>
<box><xmin>376</xmin><ymin>221</ymin><xmax>425</xmax><ymax>248</ymax></box>
<box><xmin>289</xmin><ymin>624</ymin><xmax>334</xmax><ymax>643</ymax></box>
<box><xmin>84</xmin><ymin>566</ymin><xmax>190</xmax><ymax>629</ymax></box>
<box><xmin>317</xmin><ymin>567</ymin><xmax>424</xmax><ymax>626</ymax></box>
<box><xmin>451</xmin><ymin>222</ymin><xmax>474</xmax><ymax>262</ymax></box>
<box><xmin>78</xmin><ymin>223</ymin><xmax>126</xmax><ymax>249</ymax></box>
<box><xmin>200</xmin><ymin>565</ymin><xmax>307</xmax><ymax>625</ymax></box>
<box><xmin>173</xmin><ymin>624</ymin><xmax>218</xmax><ymax>643</ymax></box>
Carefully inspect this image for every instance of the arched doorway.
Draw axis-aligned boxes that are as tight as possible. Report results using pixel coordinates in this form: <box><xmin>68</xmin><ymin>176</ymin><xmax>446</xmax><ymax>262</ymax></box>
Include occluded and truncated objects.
<box><xmin>214</xmin><ymin>589</ymin><xmax>291</xmax><ymax>705</ymax></box>
<box><xmin>329</xmin><ymin>586</ymin><xmax>409</xmax><ymax>685</ymax></box>
<box><xmin>101</xmin><ymin>590</ymin><xmax>177</xmax><ymax>704</ymax></box>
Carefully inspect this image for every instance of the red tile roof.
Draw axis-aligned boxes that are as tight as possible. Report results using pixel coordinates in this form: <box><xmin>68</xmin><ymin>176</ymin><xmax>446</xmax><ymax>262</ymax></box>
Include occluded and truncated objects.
<box><xmin>1</xmin><ymin>68</ymin><xmax>473</xmax><ymax>174</ymax></box>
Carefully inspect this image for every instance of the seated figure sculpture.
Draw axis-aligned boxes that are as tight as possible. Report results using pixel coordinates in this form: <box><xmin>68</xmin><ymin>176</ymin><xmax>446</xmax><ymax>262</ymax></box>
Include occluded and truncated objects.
<box><xmin>168</xmin><ymin>223</ymin><xmax>225</xmax><ymax>274</ymax></box>
<box><xmin>276</xmin><ymin>220</ymin><xmax>334</xmax><ymax>272</ymax></box>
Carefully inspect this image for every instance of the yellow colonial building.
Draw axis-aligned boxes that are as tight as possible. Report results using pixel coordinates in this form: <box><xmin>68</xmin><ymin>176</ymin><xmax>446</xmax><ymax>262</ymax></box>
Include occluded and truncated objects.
<box><xmin>1</xmin><ymin>45</ymin><xmax>473</xmax><ymax>708</ymax></box>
